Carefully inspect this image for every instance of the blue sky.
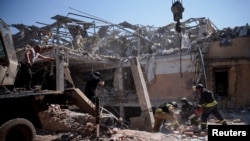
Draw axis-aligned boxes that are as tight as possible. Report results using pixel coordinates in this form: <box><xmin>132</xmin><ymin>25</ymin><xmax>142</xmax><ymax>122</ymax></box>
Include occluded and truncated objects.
<box><xmin>1</xmin><ymin>0</ymin><xmax>250</xmax><ymax>33</ymax></box>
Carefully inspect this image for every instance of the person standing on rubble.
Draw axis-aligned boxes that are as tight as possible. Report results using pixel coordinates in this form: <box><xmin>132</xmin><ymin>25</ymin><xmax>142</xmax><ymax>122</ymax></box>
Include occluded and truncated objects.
<box><xmin>153</xmin><ymin>101</ymin><xmax>180</xmax><ymax>132</ymax></box>
<box><xmin>84</xmin><ymin>72</ymin><xmax>105</xmax><ymax>103</ymax></box>
<box><xmin>15</xmin><ymin>44</ymin><xmax>55</xmax><ymax>90</ymax></box>
<box><xmin>195</xmin><ymin>83</ymin><xmax>227</xmax><ymax>131</ymax></box>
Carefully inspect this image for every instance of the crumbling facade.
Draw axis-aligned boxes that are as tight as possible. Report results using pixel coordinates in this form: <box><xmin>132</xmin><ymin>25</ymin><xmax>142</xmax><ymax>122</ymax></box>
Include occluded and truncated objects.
<box><xmin>205</xmin><ymin>35</ymin><xmax>250</xmax><ymax>109</ymax></box>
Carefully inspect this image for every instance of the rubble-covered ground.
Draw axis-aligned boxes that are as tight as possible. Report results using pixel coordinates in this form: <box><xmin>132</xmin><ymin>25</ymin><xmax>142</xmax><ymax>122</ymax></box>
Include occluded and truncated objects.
<box><xmin>34</xmin><ymin>104</ymin><xmax>250</xmax><ymax>141</ymax></box>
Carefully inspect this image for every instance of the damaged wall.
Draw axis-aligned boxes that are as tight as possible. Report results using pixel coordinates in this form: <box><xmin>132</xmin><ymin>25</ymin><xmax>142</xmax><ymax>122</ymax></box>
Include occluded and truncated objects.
<box><xmin>146</xmin><ymin>54</ymin><xmax>196</xmax><ymax>106</ymax></box>
<box><xmin>205</xmin><ymin>36</ymin><xmax>250</xmax><ymax>108</ymax></box>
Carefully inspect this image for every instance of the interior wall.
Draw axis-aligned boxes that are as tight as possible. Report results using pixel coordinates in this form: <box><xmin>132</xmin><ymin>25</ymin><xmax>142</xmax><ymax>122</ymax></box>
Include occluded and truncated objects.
<box><xmin>147</xmin><ymin>72</ymin><xmax>194</xmax><ymax>106</ymax></box>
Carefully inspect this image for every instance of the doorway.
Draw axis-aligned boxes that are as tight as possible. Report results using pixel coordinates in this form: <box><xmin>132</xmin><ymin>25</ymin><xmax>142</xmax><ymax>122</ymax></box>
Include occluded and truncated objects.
<box><xmin>214</xmin><ymin>69</ymin><xmax>228</xmax><ymax>98</ymax></box>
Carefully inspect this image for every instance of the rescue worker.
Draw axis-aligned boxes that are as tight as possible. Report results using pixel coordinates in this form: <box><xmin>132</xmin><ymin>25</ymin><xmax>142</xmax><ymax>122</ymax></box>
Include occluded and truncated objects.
<box><xmin>153</xmin><ymin>101</ymin><xmax>180</xmax><ymax>132</ymax></box>
<box><xmin>84</xmin><ymin>71</ymin><xmax>105</xmax><ymax>103</ymax></box>
<box><xmin>195</xmin><ymin>83</ymin><xmax>227</xmax><ymax>130</ymax></box>
<box><xmin>180</xmin><ymin>97</ymin><xmax>199</xmax><ymax>125</ymax></box>
<box><xmin>180</xmin><ymin>97</ymin><xmax>194</xmax><ymax>115</ymax></box>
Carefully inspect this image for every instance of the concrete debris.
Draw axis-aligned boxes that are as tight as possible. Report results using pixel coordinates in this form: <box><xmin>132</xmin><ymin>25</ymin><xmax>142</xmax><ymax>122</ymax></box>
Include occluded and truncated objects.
<box><xmin>35</xmin><ymin>104</ymin><xmax>250</xmax><ymax>141</ymax></box>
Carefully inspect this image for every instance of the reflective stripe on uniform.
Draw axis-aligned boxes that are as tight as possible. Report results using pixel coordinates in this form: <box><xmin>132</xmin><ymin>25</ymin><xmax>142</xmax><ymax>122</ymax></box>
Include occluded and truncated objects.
<box><xmin>204</xmin><ymin>100</ymin><xmax>217</xmax><ymax>107</ymax></box>
<box><xmin>156</xmin><ymin>104</ymin><xmax>171</xmax><ymax>113</ymax></box>
<box><xmin>198</xmin><ymin>100</ymin><xmax>217</xmax><ymax>107</ymax></box>
<box><xmin>200</xmin><ymin>122</ymin><xmax>207</xmax><ymax>125</ymax></box>
<box><xmin>156</xmin><ymin>108</ymin><xmax>163</xmax><ymax>113</ymax></box>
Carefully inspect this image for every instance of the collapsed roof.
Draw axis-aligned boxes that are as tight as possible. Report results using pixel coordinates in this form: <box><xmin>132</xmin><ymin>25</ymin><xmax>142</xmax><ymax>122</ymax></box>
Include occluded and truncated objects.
<box><xmin>10</xmin><ymin>13</ymin><xmax>250</xmax><ymax>72</ymax></box>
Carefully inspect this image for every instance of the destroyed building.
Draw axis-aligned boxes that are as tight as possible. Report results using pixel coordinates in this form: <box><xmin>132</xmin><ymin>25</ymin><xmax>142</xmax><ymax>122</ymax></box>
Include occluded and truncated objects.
<box><xmin>9</xmin><ymin>13</ymin><xmax>250</xmax><ymax>128</ymax></box>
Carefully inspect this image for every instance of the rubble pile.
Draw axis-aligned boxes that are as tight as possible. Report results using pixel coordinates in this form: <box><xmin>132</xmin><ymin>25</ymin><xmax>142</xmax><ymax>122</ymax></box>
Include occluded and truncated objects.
<box><xmin>39</xmin><ymin>104</ymin><xmax>94</xmax><ymax>132</ymax></box>
<box><xmin>37</xmin><ymin>104</ymin><xmax>120</xmax><ymax>140</ymax></box>
<box><xmin>35</xmin><ymin>104</ymin><xmax>250</xmax><ymax>141</ymax></box>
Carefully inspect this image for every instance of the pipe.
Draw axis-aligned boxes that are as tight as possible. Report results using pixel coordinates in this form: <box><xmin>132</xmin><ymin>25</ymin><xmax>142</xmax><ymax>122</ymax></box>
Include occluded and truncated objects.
<box><xmin>197</xmin><ymin>46</ymin><xmax>207</xmax><ymax>88</ymax></box>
